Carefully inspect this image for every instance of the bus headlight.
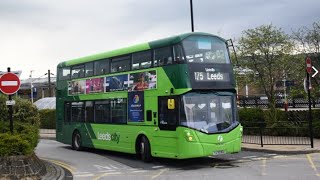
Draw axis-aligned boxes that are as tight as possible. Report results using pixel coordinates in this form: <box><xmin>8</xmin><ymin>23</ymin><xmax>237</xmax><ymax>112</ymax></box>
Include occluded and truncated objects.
<box><xmin>184</xmin><ymin>130</ymin><xmax>195</xmax><ymax>142</ymax></box>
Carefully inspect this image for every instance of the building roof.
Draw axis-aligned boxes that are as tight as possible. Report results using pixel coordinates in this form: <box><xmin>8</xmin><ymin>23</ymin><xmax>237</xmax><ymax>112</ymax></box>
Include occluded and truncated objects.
<box><xmin>34</xmin><ymin>97</ymin><xmax>56</xmax><ymax>110</ymax></box>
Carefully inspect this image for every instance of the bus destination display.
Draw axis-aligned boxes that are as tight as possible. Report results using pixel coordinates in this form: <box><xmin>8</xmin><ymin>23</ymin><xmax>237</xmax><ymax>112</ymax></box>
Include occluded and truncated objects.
<box><xmin>194</xmin><ymin>71</ymin><xmax>229</xmax><ymax>82</ymax></box>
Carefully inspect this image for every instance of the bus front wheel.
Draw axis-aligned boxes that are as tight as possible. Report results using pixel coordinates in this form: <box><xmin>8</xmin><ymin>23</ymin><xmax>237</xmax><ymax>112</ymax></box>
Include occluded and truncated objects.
<box><xmin>72</xmin><ymin>131</ymin><xmax>82</xmax><ymax>151</ymax></box>
<box><xmin>138</xmin><ymin>136</ymin><xmax>152</xmax><ymax>162</ymax></box>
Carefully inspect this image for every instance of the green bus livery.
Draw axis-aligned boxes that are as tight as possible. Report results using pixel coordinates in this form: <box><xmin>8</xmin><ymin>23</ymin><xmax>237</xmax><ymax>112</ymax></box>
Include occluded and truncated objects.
<box><xmin>56</xmin><ymin>32</ymin><xmax>242</xmax><ymax>162</ymax></box>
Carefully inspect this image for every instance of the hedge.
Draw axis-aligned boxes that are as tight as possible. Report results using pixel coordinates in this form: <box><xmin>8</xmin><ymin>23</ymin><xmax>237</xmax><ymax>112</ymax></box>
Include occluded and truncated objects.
<box><xmin>239</xmin><ymin>108</ymin><xmax>320</xmax><ymax>138</ymax></box>
<box><xmin>0</xmin><ymin>122</ymin><xmax>39</xmax><ymax>156</ymax></box>
<box><xmin>39</xmin><ymin>109</ymin><xmax>56</xmax><ymax>129</ymax></box>
<box><xmin>0</xmin><ymin>94</ymin><xmax>40</xmax><ymax>156</ymax></box>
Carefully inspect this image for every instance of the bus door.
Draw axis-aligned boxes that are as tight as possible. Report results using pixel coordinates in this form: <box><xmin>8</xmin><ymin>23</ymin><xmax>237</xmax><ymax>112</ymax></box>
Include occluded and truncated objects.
<box><xmin>152</xmin><ymin>96</ymin><xmax>179</xmax><ymax>156</ymax></box>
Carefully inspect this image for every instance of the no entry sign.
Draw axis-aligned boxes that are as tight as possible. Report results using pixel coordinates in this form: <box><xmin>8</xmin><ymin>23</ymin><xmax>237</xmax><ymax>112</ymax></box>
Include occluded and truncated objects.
<box><xmin>0</xmin><ymin>72</ymin><xmax>21</xmax><ymax>95</ymax></box>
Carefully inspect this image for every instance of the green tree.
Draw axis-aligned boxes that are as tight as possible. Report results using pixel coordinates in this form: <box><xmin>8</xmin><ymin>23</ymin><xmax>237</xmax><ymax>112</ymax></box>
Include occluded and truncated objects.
<box><xmin>292</xmin><ymin>21</ymin><xmax>320</xmax><ymax>54</ymax></box>
<box><xmin>237</xmin><ymin>24</ymin><xmax>295</xmax><ymax>121</ymax></box>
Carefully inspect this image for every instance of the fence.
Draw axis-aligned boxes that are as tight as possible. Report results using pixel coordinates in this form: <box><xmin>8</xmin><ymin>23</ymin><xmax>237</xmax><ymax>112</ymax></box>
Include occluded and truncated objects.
<box><xmin>238</xmin><ymin>96</ymin><xmax>320</xmax><ymax>108</ymax></box>
<box><xmin>240</xmin><ymin>110</ymin><xmax>313</xmax><ymax>147</ymax></box>
<box><xmin>242</xmin><ymin>121</ymin><xmax>311</xmax><ymax>146</ymax></box>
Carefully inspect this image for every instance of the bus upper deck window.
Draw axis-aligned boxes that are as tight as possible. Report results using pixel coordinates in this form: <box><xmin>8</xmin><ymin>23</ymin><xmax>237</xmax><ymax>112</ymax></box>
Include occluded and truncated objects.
<box><xmin>85</xmin><ymin>62</ymin><xmax>94</xmax><ymax>77</ymax></box>
<box><xmin>94</xmin><ymin>59</ymin><xmax>110</xmax><ymax>76</ymax></box>
<box><xmin>71</xmin><ymin>65</ymin><xmax>85</xmax><ymax>79</ymax></box>
<box><xmin>111</xmin><ymin>56</ymin><xmax>130</xmax><ymax>73</ymax></box>
<box><xmin>154</xmin><ymin>46</ymin><xmax>173</xmax><ymax>66</ymax></box>
<box><xmin>59</xmin><ymin>67</ymin><xmax>70</xmax><ymax>80</ymax></box>
<box><xmin>132</xmin><ymin>51</ymin><xmax>152</xmax><ymax>70</ymax></box>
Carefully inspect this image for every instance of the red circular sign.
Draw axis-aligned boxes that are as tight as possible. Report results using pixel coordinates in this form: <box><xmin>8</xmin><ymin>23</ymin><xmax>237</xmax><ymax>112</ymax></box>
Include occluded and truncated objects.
<box><xmin>306</xmin><ymin>56</ymin><xmax>312</xmax><ymax>74</ymax></box>
<box><xmin>0</xmin><ymin>72</ymin><xmax>21</xmax><ymax>95</ymax></box>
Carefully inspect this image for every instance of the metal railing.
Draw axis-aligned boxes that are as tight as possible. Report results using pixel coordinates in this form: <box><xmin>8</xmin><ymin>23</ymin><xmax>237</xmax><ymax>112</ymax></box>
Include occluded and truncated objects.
<box><xmin>238</xmin><ymin>96</ymin><xmax>320</xmax><ymax>108</ymax></box>
<box><xmin>241</xmin><ymin>121</ymin><xmax>312</xmax><ymax>147</ymax></box>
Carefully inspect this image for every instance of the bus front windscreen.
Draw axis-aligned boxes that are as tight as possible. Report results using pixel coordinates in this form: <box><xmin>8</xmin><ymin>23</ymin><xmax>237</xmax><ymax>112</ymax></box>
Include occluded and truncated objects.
<box><xmin>182</xmin><ymin>36</ymin><xmax>230</xmax><ymax>64</ymax></box>
<box><xmin>181</xmin><ymin>92</ymin><xmax>238</xmax><ymax>134</ymax></box>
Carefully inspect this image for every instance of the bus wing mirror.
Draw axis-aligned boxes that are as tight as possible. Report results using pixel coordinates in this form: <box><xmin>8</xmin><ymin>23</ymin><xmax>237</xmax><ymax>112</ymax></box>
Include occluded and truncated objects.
<box><xmin>167</xmin><ymin>99</ymin><xmax>175</xmax><ymax>109</ymax></box>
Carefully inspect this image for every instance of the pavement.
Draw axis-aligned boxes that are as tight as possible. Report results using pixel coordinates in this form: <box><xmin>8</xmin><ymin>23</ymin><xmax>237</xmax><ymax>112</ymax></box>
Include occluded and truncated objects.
<box><xmin>242</xmin><ymin>139</ymin><xmax>320</xmax><ymax>154</ymax></box>
<box><xmin>38</xmin><ymin>129</ymin><xmax>320</xmax><ymax>179</ymax></box>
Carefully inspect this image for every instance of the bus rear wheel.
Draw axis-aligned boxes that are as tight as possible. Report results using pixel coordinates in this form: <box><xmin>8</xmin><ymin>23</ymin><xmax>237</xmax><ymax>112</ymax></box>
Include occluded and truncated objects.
<box><xmin>138</xmin><ymin>136</ymin><xmax>152</xmax><ymax>162</ymax></box>
<box><xmin>72</xmin><ymin>131</ymin><xmax>82</xmax><ymax>151</ymax></box>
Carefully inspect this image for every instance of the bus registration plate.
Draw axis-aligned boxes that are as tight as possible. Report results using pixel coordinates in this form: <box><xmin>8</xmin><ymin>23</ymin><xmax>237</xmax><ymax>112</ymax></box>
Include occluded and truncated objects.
<box><xmin>213</xmin><ymin>150</ymin><xmax>226</xmax><ymax>155</ymax></box>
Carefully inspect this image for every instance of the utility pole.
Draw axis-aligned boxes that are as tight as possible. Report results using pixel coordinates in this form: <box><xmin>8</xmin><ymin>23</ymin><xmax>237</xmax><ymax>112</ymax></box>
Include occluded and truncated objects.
<box><xmin>30</xmin><ymin>70</ymin><xmax>34</xmax><ymax>103</ymax></box>
<box><xmin>190</xmin><ymin>0</ymin><xmax>194</xmax><ymax>32</ymax></box>
<box><xmin>48</xmin><ymin>69</ymin><xmax>52</xmax><ymax>97</ymax></box>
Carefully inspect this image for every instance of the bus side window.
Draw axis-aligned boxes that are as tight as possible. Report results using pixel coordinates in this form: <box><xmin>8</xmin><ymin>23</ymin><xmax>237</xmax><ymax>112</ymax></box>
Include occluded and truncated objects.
<box><xmin>64</xmin><ymin>102</ymin><xmax>71</xmax><ymax>122</ymax></box>
<box><xmin>71</xmin><ymin>102</ymin><xmax>85</xmax><ymax>122</ymax></box>
<box><xmin>85</xmin><ymin>101</ymin><xmax>94</xmax><ymax>122</ymax></box>
<box><xmin>71</xmin><ymin>65</ymin><xmax>85</xmax><ymax>79</ymax></box>
<box><xmin>154</xmin><ymin>46</ymin><xmax>173</xmax><ymax>66</ymax></box>
<box><xmin>174</xmin><ymin>44</ymin><xmax>185</xmax><ymax>63</ymax></box>
<box><xmin>94</xmin><ymin>59</ymin><xmax>110</xmax><ymax>75</ymax></box>
<box><xmin>158</xmin><ymin>96</ymin><xmax>178</xmax><ymax>130</ymax></box>
<box><xmin>132</xmin><ymin>50</ymin><xmax>152</xmax><ymax>70</ymax></box>
<box><xmin>111</xmin><ymin>56</ymin><xmax>131</xmax><ymax>73</ymax></box>
<box><xmin>85</xmin><ymin>62</ymin><xmax>94</xmax><ymax>77</ymax></box>
<box><xmin>58</xmin><ymin>67</ymin><xmax>70</xmax><ymax>81</ymax></box>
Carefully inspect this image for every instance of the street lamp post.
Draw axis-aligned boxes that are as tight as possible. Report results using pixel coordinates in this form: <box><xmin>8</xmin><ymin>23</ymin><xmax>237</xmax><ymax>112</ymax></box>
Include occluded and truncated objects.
<box><xmin>190</xmin><ymin>0</ymin><xmax>194</xmax><ymax>32</ymax></box>
<box><xmin>283</xmin><ymin>72</ymin><xmax>288</xmax><ymax>111</ymax></box>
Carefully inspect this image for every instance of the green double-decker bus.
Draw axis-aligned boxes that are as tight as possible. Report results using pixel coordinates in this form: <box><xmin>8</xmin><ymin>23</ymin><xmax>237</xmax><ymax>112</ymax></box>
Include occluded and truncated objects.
<box><xmin>56</xmin><ymin>32</ymin><xmax>242</xmax><ymax>162</ymax></box>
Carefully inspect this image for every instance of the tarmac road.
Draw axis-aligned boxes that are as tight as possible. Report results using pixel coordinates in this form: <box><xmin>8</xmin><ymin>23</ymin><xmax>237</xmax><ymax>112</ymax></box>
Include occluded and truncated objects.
<box><xmin>36</xmin><ymin>139</ymin><xmax>320</xmax><ymax>180</ymax></box>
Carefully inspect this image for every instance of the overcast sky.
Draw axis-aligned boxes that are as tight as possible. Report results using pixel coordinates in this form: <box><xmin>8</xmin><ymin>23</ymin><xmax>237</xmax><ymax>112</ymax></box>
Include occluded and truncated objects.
<box><xmin>0</xmin><ymin>0</ymin><xmax>319</xmax><ymax>79</ymax></box>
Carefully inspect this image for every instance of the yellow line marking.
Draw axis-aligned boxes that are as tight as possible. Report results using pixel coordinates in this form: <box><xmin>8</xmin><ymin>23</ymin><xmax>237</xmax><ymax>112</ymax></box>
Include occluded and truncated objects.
<box><xmin>306</xmin><ymin>154</ymin><xmax>320</xmax><ymax>177</ymax></box>
<box><xmin>41</xmin><ymin>158</ymin><xmax>76</xmax><ymax>174</ymax></box>
<box><xmin>93</xmin><ymin>172</ymin><xmax>122</xmax><ymax>180</ymax></box>
<box><xmin>152</xmin><ymin>168</ymin><xmax>169</xmax><ymax>179</ymax></box>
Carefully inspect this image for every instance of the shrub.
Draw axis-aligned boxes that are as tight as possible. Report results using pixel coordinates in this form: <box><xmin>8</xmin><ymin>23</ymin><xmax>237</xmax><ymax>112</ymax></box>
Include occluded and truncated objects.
<box><xmin>239</xmin><ymin>108</ymin><xmax>265</xmax><ymax>127</ymax></box>
<box><xmin>0</xmin><ymin>95</ymin><xmax>8</xmax><ymax>121</ymax></box>
<box><xmin>239</xmin><ymin>107</ymin><xmax>320</xmax><ymax>137</ymax></box>
<box><xmin>39</xmin><ymin>109</ymin><xmax>56</xmax><ymax>129</ymax></box>
<box><xmin>13</xmin><ymin>97</ymin><xmax>40</xmax><ymax>126</ymax></box>
<box><xmin>0</xmin><ymin>94</ymin><xmax>40</xmax><ymax>156</ymax></box>
<box><xmin>0</xmin><ymin>122</ymin><xmax>39</xmax><ymax>156</ymax></box>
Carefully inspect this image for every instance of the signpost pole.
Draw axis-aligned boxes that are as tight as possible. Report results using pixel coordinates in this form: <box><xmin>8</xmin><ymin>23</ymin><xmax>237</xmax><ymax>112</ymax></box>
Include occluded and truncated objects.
<box><xmin>306</xmin><ymin>56</ymin><xmax>314</xmax><ymax>148</ymax></box>
<box><xmin>7</xmin><ymin>67</ymin><xmax>13</xmax><ymax>134</ymax></box>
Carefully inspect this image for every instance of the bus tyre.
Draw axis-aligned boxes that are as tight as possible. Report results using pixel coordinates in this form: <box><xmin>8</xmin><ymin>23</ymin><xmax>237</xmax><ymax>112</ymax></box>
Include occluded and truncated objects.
<box><xmin>72</xmin><ymin>131</ymin><xmax>82</xmax><ymax>151</ymax></box>
<box><xmin>139</xmin><ymin>136</ymin><xmax>152</xmax><ymax>162</ymax></box>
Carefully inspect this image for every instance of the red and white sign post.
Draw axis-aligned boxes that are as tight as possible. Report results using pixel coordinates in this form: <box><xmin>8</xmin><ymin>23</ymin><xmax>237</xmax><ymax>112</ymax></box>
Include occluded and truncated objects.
<box><xmin>0</xmin><ymin>67</ymin><xmax>21</xmax><ymax>134</ymax></box>
<box><xmin>305</xmin><ymin>56</ymin><xmax>314</xmax><ymax>148</ymax></box>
